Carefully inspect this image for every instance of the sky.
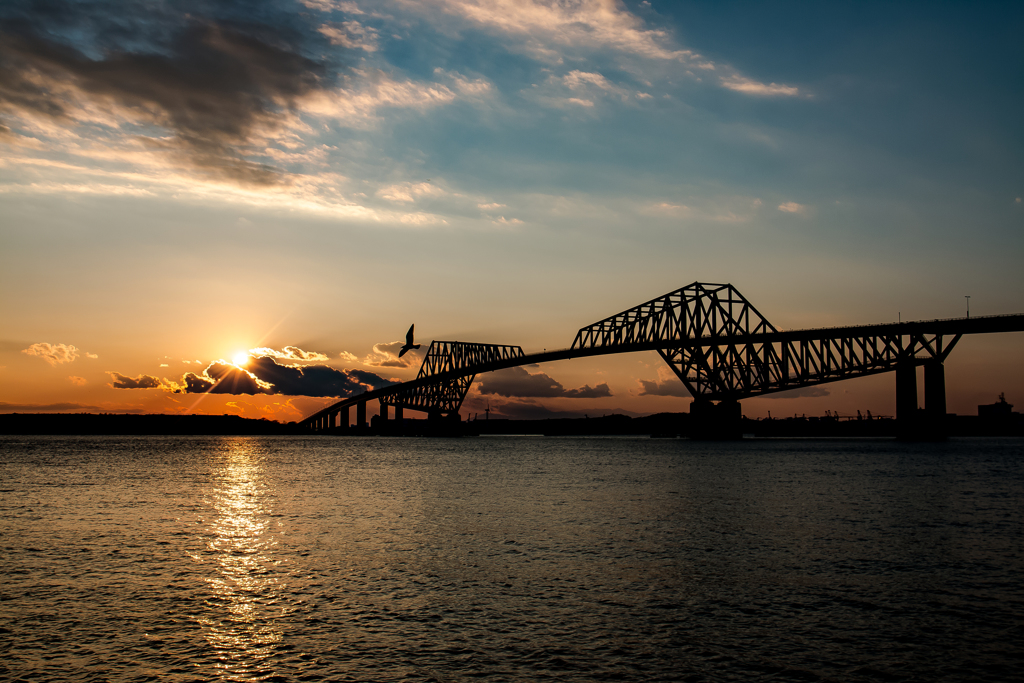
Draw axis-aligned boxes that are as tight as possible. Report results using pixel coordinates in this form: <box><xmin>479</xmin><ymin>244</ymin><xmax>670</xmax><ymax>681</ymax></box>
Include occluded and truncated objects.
<box><xmin>1</xmin><ymin>0</ymin><xmax>1022</xmax><ymax>423</ymax></box>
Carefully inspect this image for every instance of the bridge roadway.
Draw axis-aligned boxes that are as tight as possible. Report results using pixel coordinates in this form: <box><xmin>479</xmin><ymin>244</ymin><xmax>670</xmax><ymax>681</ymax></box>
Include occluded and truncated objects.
<box><xmin>302</xmin><ymin>313</ymin><xmax>1024</xmax><ymax>428</ymax></box>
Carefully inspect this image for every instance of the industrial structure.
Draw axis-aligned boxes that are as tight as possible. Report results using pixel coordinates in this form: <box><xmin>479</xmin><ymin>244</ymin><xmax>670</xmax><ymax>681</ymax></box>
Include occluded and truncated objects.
<box><xmin>300</xmin><ymin>283</ymin><xmax>1023</xmax><ymax>438</ymax></box>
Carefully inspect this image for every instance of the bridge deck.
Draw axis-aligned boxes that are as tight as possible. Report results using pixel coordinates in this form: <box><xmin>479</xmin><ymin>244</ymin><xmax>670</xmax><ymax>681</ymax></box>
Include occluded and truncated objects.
<box><xmin>301</xmin><ymin>314</ymin><xmax>1024</xmax><ymax>425</ymax></box>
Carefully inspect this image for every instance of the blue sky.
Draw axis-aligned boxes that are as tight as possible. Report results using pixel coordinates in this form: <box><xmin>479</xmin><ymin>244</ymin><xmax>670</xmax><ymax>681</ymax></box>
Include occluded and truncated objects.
<box><xmin>1</xmin><ymin>0</ymin><xmax>1021</xmax><ymax>420</ymax></box>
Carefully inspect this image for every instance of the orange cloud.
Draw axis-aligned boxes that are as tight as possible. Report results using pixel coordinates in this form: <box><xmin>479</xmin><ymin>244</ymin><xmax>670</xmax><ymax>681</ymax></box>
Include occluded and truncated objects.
<box><xmin>22</xmin><ymin>342</ymin><xmax>84</xmax><ymax>366</ymax></box>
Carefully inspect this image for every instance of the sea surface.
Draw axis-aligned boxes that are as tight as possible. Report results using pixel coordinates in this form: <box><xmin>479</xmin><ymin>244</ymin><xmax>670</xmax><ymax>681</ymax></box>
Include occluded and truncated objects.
<box><xmin>1</xmin><ymin>435</ymin><xmax>1022</xmax><ymax>682</ymax></box>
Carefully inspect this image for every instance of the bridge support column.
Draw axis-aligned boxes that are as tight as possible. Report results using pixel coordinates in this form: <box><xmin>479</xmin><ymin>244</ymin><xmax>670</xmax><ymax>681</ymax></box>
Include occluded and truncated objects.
<box><xmin>689</xmin><ymin>399</ymin><xmax>743</xmax><ymax>440</ymax></box>
<box><xmin>356</xmin><ymin>401</ymin><xmax>367</xmax><ymax>431</ymax></box>
<box><xmin>343</xmin><ymin>405</ymin><xmax>350</xmax><ymax>430</ymax></box>
<box><xmin>896</xmin><ymin>361</ymin><xmax>919</xmax><ymax>439</ymax></box>
<box><xmin>923</xmin><ymin>361</ymin><xmax>947</xmax><ymax>439</ymax></box>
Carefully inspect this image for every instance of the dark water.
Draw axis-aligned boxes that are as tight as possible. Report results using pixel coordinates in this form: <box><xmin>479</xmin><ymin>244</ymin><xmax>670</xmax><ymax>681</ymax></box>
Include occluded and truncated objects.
<box><xmin>1</xmin><ymin>436</ymin><xmax>1021</xmax><ymax>682</ymax></box>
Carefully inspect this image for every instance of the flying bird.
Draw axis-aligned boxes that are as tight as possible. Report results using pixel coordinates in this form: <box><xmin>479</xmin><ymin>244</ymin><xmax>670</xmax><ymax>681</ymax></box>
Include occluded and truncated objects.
<box><xmin>398</xmin><ymin>324</ymin><xmax>420</xmax><ymax>358</ymax></box>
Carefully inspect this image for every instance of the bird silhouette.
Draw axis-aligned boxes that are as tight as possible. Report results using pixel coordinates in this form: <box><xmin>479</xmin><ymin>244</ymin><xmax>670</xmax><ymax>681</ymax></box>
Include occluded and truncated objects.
<box><xmin>398</xmin><ymin>324</ymin><xmax>421</xmax><ymax>358</ymax></box>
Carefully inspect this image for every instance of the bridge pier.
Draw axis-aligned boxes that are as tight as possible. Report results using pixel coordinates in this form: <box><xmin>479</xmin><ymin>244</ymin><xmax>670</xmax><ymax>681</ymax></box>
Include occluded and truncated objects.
<box><xmin>895</xmin><ymin>361</ymin><xmax>918</xmax><ymax>439</ymax></box>
<box><xmin>923</xmin><ymin>360</ymin><xmax>947</xmax><ymax>439</ymax></box>
<box><xmin>689</xmin><ymin>399</ymin><xmax>743</xmax><ymax>440</ymax></box>
<box><xmin>897</xmin><ymin>360</ymin><xmax>948</xmax><ymax>440</ymax></box>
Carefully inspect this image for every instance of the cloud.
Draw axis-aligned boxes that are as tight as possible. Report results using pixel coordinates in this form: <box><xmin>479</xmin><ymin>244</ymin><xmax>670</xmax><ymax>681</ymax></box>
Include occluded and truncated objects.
<box><xmin>377</xmin><ymin>181</ymin><xmax>445</xmax><ymax>203</ymax></box>
<box><xmin>166</xmin><ymin>356</ymin><xmax>394</xmax><ymax>396</ymax></box>
<box><xmin>464</xmin><ymin>396</ymin><xmax>640</xmax><ymax>420</ymax></box>
<box><xmin>301</xmin><ymin>0</ymin><xmax>365</xmax><ymax>12</ymax></box>
<box><xmin>564</xmin><ymin>383</ymin><xmax>612</xmax><ymax>398</ymax></box>
<box><xmin>22</xmin><ymin>342</ymin><xmax>81</xmax><ymax>366</ymax></box>
<box><xmin>68</xmin><ymin>376</ymin><xmax>87</xmax><ymax>386</ymax></box>
<box><xmin>720</xmin><ymin>75</ymin><xmax>799</xmax><ymax>97</ymax></box>
<box><xmin>0</xmin><ymin>401</ymin><xmax>143</xmax><ymax>413</ymax></box>
<box><xmin>300</xmin><ymin>71</ymin><xmax>458</xmax><ymax>122</ymax></box>
<box><xmin>249</xmin><ymin>346</ymin><xmax>330</xmax><ymax>362</ymax></box>
<box><xmin>319</xmin><ymin>21</ymin><xmax>379</xmax><ymax>51</ymax></box>
<box><xmin>637</xmin><ymin>377</ymin><xmax>690</xmax><ymax>397</ymax></box>
<box><xmin>108</xmin><ymin>372</ymin><xmax>162</xmax><ymax>389</ymax></box>
<box><xmin>430</xmin><ymin>0</ymin><xmax>689</xmax><ymax>61</ymax></box>
<box><xmin>338</xmin><ymin>351</ymin><xmax>358</xmax><ymax>362</ymax></box>
<box><xmin>478</xmin><ymin>366</ymin><xmax>612</xmax><ymax>398</ymax></box>
<box><xmin>0</xmin><ymin>4</ymin><xmax>335</xmax><ymax>184</ymax></box>
<box><xmin>762</xmin><ymin>386</ymin><xmax>831</xmax><ymax>399</ymax></box>
<box><xmin>778</xmin><ymin>201</ymin><xmax>806</xmax><ymax>213</ymax></box>
<box><xmin>363</xmin><ymin>341</ymin><xmax>420</xmax><ymax>368</ymax></box>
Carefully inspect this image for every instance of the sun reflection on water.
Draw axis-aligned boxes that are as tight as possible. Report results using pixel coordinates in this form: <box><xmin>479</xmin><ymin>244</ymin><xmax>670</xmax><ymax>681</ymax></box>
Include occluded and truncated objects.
<box><xmin>197</xmin><ymin>440</ymin><xmax>283</xmax><ymax>681</ymax></box>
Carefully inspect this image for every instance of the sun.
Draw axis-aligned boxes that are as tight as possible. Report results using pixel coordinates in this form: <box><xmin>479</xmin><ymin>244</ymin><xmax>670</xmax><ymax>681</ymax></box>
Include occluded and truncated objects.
<box><xmin>232</xmin><ymin>351</ymin><xmax>249</xmax><ymax>367</ymax></box>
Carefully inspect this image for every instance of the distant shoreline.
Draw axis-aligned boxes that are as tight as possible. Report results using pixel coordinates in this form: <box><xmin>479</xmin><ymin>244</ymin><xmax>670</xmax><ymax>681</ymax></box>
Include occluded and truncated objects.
<box><xmin>1</xmin><ymin>411</ymin><xmax>1020</xmax><ymax>438</ymax></box>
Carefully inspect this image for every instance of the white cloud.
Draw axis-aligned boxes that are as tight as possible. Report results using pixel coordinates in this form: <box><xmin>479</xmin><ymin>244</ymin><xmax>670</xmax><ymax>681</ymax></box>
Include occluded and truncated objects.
<box><xmin>778</xmin><ymin>201</ymin><xmax>806</xmax><ymax>213</ymax></box>
<box><xmin>377</xmin><ymin>181</ymin><xmax>446</xmax><ymax>203</ymax></box>
<box><xmin>478</xmin><ymin>202</ymin><xmax>506</xmax><ymax>210</ymax></box>
<box><xmin>301</xmin><ymin>0</ymin><xmax>364</xmax><ymax>12</ymax></box>
<box><xmin>22</xmin><ymin>342</ymin><xmax>82</xmax><ymax>366</ymax></box>
<box><xmin>430</xmin><ymin>0</ymin><xmax>690</xmax><ymax>61</ymax></box>
<box><xmin>563</xmin><ymin>70</ymin><xmax>615</xmax><ymax>91</ymax></box>
<box><xmin>363</xmin><ymin>341</ymin><xmax>419</xmax><ymax>368</ymax></box>
<box><xmin>721</xmin><ymin>75</ymin><xmax>800</xmax><ymax>97</ymax></box>
<box><xmin>434</xmin><ymin>68</ymin><xmax>493</xmax><ymax>96</ymax></box>
<box><xmin>318</xmin><ymin>21</ymin><xmax>379</xmax><ymax>51</ymax></box>
<box><xmin>249</xmin><ymin>346</ymin><xmax>331</xmax><ymax>362</ymax></box>
<box><xmin>300</xmin><ymin>71</ymin><xmax>458</xmax><ymax>122</ymax></box>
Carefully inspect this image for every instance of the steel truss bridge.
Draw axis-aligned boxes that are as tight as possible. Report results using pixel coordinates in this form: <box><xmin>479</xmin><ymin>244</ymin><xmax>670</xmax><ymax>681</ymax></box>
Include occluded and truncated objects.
<box><xmin>301</xmin><ymin>282</ymin><xmax>1023</xmax><ymax>435</ymax></box>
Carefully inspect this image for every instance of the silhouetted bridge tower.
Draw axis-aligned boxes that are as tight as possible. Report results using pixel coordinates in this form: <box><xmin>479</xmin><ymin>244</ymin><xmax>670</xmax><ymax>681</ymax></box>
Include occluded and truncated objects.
<box><xmin>301</xmin><ymin>282</ymin><xmax>1023</xmax><ymax>438</ymax></box>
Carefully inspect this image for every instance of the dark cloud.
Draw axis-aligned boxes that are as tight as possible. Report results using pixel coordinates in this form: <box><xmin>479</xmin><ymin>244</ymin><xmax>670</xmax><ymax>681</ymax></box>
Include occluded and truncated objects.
<box><xmin>0</xmin><ymin>401</ymin><xmax>100</xmax><ymax>412</ymax></box>
<box><xmin>464</xmin><ymin>396</ymin><xmax>643</xmax><ymax>420</ymax></box>
<box><xmin>564</xmin><ymin>383</ymin><xmax>612</xmax><ymax>398</ymax></box>
<box><xmin>0</xmin><ymin>401</ymin><xmax>145</xmax><ymax>413</ymax></box>
<box><xmin>0</xmin><ymin>1</ymin><xmax>341</xmax><ymax>183</ymax></box>
<box><xmin>477</xmin><ymin>367</ymin><xmax>613</xmax><ymax>398</ymax></box>
<box><xmin>762</xmin><ymin>386</ymin><xmax>831</xmax><ymax>399</ymax></box>
<box><xmin>637</xmin><ymin>377</ymin><xmax>690</xmax><ymax>397</ymax></box>
<box><xmin>108</xmin><ymin>372</ymin><xmax>162</xmax><ymax>389</ymax></box>
<box><xmin>172</xmin><ymin>356</ymin><xmax>393</xmax><ymax>396</ymax></box>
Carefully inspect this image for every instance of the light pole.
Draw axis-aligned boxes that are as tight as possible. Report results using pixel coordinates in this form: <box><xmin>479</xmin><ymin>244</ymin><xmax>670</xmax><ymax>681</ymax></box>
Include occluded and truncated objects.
<box><xmin>965</xmin><ymin>295</ymin><xmax>970</xmax><ymax>319</ymax></box>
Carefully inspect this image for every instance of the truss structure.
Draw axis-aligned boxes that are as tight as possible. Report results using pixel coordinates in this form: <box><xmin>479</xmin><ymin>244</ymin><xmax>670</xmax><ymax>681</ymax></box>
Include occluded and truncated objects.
<box><xmin>572</xmin><ymin>283</ymin><xmax>777</xmax><ymax>350</ymax></box>
<box><xmin>573</xmin><ymin>282</ymin><xmax>963</xmax><ymax>401</ymax></box>
<box><xmin>298</xmin><ymin>282</ymin><xmax>1021</xmax><ymax>432</ymax></box>
<box><xmin>661</xmin><ymin>330</ymin><xmax>961</xmax><ymax>401</ymax></box>
<box><xmin>382</xmin><ymin>341</ymin><xmax>525</xmax><ymax>415</ymax></box>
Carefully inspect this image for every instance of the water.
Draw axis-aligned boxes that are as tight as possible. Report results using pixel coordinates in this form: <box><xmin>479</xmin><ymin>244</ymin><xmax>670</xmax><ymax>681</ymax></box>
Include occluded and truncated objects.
<box><xmin>1</xmin><ymin>436</ymin><xmax>1021</xmax><ymax>682</ymax></box>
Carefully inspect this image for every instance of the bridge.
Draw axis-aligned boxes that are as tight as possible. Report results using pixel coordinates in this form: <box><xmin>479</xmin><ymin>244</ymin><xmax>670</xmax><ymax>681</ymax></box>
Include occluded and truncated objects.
<box><xmin>300</xmin><ymin>282</ymin><xmax>1024</xmax><ymax>438</ymax></box>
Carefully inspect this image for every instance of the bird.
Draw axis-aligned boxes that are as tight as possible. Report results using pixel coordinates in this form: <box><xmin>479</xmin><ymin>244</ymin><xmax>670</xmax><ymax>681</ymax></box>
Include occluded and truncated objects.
<box><xmin>398</xmin><ymin>324</ymin><xmax>420</xmax><ymax>358</ymax></box>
